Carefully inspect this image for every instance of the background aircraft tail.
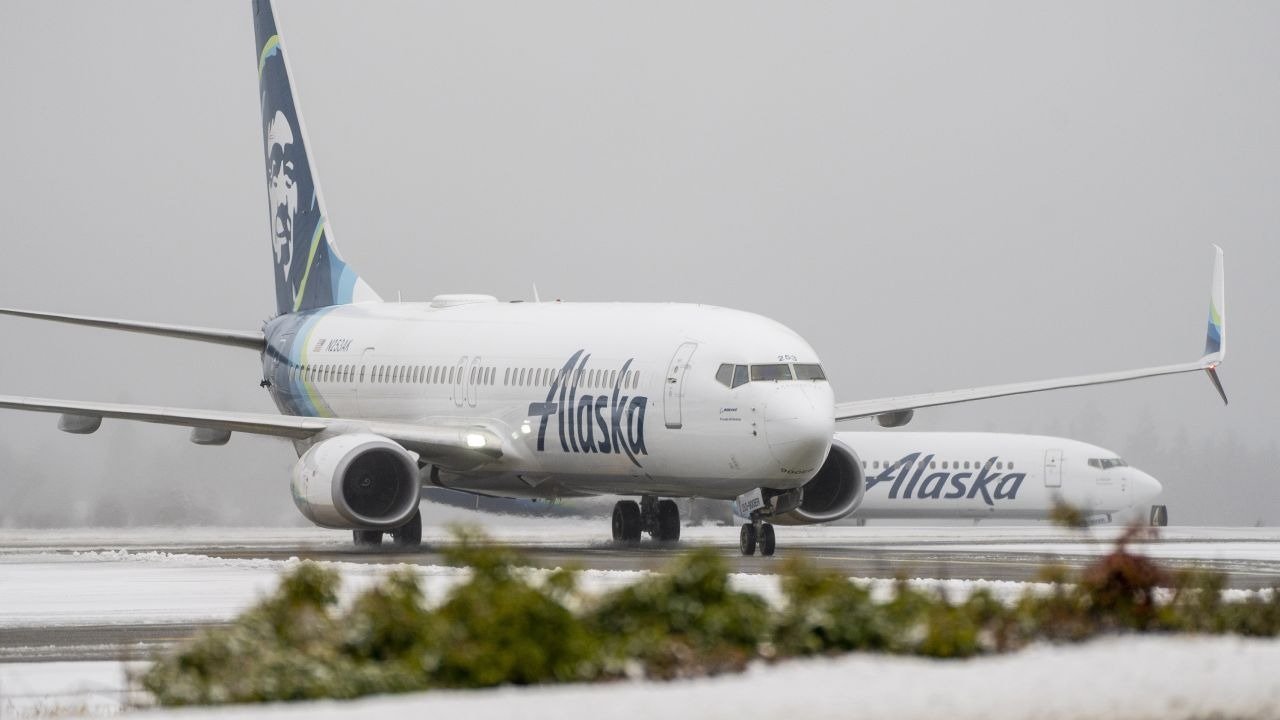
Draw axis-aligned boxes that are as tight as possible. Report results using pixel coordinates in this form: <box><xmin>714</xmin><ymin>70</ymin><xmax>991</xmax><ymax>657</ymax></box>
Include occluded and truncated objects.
<box><xmin>253</xmin><ymin>0</ymin><xmax>380</xmax><ymax>317</ymax></box>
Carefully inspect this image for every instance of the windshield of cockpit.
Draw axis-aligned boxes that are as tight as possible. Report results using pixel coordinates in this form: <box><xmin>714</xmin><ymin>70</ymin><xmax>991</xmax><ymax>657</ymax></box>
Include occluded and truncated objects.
<box><xmin>713</xmin><ymin>363</ymin><xmax>826</xmax><ymax>389</ymax></box>
<box><xmin>1087</xmin><ymin>458</ymin><xmax>1128</xmax><ymax>469</ymax></box>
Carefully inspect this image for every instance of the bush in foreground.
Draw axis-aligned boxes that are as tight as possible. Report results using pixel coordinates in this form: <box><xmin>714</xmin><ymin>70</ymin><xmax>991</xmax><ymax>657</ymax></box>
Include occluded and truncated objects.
<box><xmin>142</xmin><ymin>527</ymin><xmax>1280</xmax><ymax>706</ymax></box>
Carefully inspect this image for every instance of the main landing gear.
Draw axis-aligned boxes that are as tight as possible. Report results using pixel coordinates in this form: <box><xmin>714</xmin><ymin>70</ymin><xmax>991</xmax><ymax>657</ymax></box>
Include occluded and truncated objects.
<box><xmin>352</xmin><ymin>508</ymin><xmax>423</xmax><ymax>549</ymax></box>
<box><xmin>612</xmin><ymin>496</ymin><xmax>682</xmax><ymax>544</ymax></box>
<box><xmin>739</xmin><ymin>516</ymin><xmax>776</xmax><ymax>557</ymax></box>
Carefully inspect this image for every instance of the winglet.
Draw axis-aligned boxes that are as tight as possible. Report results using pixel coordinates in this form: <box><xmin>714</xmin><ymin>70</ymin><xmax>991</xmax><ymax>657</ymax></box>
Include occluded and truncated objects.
<box><xmin>1201</xmin><ymin>244</ymin><xmax>1227</xmax><ymax>404</ymax></box>
<box><xmin>1202</xmin><ymin>244</ymin><xmax>1226</xmax><ymax>363</ymax></box>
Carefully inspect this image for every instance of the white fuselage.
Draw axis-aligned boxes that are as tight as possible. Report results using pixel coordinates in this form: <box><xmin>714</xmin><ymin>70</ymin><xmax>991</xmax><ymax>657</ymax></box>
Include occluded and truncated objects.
<box><xmin>840</xmin><ymin>431</ymin><xmax>1162</xmax><ymax>520</ymax></box>
<box><xmin>262</xmin><ymin>298</ymin><xmax>836</xmax><ymax>500</ymax></box>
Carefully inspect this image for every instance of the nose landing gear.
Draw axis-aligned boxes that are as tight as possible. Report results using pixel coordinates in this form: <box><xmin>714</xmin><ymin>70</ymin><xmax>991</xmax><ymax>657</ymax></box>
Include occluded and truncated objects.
<box><xmin>1149</xmin><ymin>504</ymin><xmax>1169</xmax><ymax>527</ymax></box>
<box><xmin>611</xmin><ymin>496</ymin><xmax>682</xmax><ymax>544</ymax></box>
<box><xmin>739</xmin><ymin>516</ymin><xmax>776</xmax><ymax>556</ymax></box>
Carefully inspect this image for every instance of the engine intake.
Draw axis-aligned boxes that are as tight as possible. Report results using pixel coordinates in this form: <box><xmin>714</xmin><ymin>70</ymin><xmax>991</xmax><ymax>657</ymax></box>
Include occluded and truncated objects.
<box><xmin>772</xmin><ymin>440</ymin><xmax>865</xmax><ymax>525</ymax></box>
<box><xmin>291</xmin><ymin>434</ymin><xmax>421</xmax><ymax>530</ymax></box>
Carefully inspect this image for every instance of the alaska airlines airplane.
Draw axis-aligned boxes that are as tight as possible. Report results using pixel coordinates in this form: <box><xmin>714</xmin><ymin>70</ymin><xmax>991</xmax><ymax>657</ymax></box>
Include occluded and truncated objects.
<box><xmin>831</xmin><ymin>432</ymin><xmax>1166</xmax><ymax>527</ymax></box>
<box><xmin>432</xmin><ymin>431</ymin><xmax>1169</xmax><ymax>532</ymax></box>
<box><xmin>0</xmin><ymin>1</ymin><xmax>1223</xmax><ymax>556</ymax></box>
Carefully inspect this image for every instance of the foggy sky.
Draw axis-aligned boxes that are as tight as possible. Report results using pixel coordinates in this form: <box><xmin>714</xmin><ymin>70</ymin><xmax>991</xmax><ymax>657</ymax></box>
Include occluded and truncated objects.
<box><xmin>1</xmin><ymin>1</ymin><xmax>1277</xmax><ymax>528</ymax></box>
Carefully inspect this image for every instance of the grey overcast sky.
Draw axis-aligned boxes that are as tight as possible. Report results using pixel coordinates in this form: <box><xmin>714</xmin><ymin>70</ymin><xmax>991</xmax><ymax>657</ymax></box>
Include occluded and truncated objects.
<box><xmin>0</xmin><ymin>1</ymin><xmax>1276</xmax><ymax>527</ymax></box>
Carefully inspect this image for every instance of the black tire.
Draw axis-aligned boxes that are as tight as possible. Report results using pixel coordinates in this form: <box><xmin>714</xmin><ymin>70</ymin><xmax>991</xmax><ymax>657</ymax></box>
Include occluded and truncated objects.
<box><xmin>392</xmin><ymin>508</ymin><xmax>422</xmax><ymax>548</ymax></box>
<box><xmin>759</xmin><ymin>523</ymin><xmax>776</xmax><ymax>557</ymax></box>
<box><xmin>656</xmin><ymin>499</ymin><xmax>681</xmax><ymax>542</ymax></box>
<box><xmin>612</xmin><ymin>501</ymin><xmax>641</xmax><ymax>543</ymax></box>
<box><xmin>739</xmin><ymin>523</ymin><xmax>757</xmax><ymax>556</ymax></box>
<box><xmin>353</xmin><ymin>529</ymin><xmax>383</xmax><ymax>547</ymax></box>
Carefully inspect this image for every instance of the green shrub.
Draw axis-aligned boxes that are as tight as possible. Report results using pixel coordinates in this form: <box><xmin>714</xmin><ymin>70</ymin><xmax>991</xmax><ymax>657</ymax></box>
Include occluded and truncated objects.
<box><xmin>427</xmin><ymin>530</ymin><xmax>601</xmax><ymax>687</ymax></box>
<box><xmin>588</xmin><ymin>547</ymin><xmax>770</xmax><ymax>678</ymax></box>
<box><xmin>774</xmin><ymin>557</ymin><xmax>895</xmax><ymax>655</ymax></box>
<box><xmin>142</xmin><ymin>524</ymin><xmax>1280</xmax><ymax>708</ymax></box>
<box><xmin>142</xmin><ymin>562</ymin><xmax>357</xmax><ymax>705</ymax></box>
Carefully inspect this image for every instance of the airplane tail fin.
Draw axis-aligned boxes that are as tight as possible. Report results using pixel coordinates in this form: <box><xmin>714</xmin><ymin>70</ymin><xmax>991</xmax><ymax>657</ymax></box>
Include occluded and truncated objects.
<box><xmin>1201</xmin><ymin>244</ymin><xmax>1227</xmax><ymax>404</ymax></box>
<box><xmin>253</xmin><ymin>0</ymin><xmax>380</xmax><ymax>317</ymax></box>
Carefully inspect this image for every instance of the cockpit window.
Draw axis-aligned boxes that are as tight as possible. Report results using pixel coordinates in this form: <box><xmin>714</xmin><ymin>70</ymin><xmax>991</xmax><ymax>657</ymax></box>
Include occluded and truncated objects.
<box><xmin>794</xmin><ymin>363</ymin><xmax>826</xmax><ymax>381</ymax></box>
<box><xmin>750</xmin><ymin>364</ymin><xmax>794</xmax><ymax>382</ymax></box>
<box><xmin>1088</xmin><ymin>458</ymin><xmax>1128</xmax><ymax>469</ymax></box>
<box><xmin>716</xmin><ymin>362</ymin><xmax>825</xmax><ymax>387</ymax></box>
<box><xmin>715</xmin><ymin>363</ymin><xmax>734</xmax><ymax>387</ymax></box>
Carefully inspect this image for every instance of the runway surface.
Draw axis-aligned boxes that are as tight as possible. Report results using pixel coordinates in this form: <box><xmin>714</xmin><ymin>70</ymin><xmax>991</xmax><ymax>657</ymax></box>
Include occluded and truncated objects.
<box><xmin>2</xmin><ymin>518</ymin><xmax>1278</xmax><ymax>665</ymax></box>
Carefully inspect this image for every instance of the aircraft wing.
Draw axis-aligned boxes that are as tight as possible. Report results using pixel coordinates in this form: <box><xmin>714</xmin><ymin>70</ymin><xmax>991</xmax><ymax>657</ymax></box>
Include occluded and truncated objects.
<box><xmin>836</xmin><ymin>245</ymin><xmax>1228</xmax><ymax>424</ymax></box>
<box><xmin>0</xmin><ymin>308</ymin><xmax>265</xmax><ymax>351</ymax></box>
<box><xmin>0</xmin><ymin>394</ymin><xmax>503</xmax><ymax>469</ymax></box>
<box><xmin>834</xmin><ymin>359</ymin><xmax>1224</xmax><ymax>423</ymax></box>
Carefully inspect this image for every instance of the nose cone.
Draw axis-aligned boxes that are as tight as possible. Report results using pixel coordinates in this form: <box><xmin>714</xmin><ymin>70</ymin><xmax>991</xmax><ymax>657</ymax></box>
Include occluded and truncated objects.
<box><xmin>764</xmin><ymin>384</ymin><xmax>834</xmax><ymax>478</ymax></box>
<box><xmin>1130</xmin><ymin>469</ymin><xmax>1163</xmax><ymax>507</ymax></box>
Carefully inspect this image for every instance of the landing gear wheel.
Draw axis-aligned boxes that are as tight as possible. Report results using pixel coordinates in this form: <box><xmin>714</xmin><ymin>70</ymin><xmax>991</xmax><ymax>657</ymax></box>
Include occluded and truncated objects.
<box><xmin>739</xmin><ymin>523</ymin><xmax>757</xmax><ymax>556</ymax></box>
<box><xmin>391</xmin><ymin>508</ymin><xmax>422</xmax><ymax>548</ymax></box>
<box><xmin>655</xmin><ymin>499</ymin><xmax>681</xmax><ymax>542</ymax></box>
<box><xmin>759</xmin><ymin>523</ymin><xmax>776</xmax><ymax>557</ymax></box>
<box><xmin>612</xmin><ymin>500</ymin><xmax>642</xmax><ymax>543</ymax></box>
<box><xmin>1149</xmin><ymin>504</ymin><xmax>1169</xmax><ymax>527</ymax></box>
<box><xmin>353</xmin><ymin>529</ymin><xmax>383</xmax><ymax>547</ymax></box>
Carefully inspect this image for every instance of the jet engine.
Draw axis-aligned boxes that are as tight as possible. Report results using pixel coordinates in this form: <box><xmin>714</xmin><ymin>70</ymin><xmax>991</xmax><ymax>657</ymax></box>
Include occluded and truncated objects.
<box><xmin>772</xmin><ymin>439</ymin><xmax>865</xmax><ymax>525</ymax></box>
<box><xmin>290</xmin><ymin>433</ymin><xmax>421</xmax><ymax>530</ymax></box>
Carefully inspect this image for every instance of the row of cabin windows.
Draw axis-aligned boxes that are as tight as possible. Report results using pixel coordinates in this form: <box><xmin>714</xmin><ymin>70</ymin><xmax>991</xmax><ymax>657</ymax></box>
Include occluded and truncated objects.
<box><xmin>503</xmin><ymin>367</ymin><xmax>642</xmax><ymax>390</ymax></box>
<box><xmin>289</xmin><ymin>363</ymin><xmax>496</xmax><ymax>386</ymax></box>
<box><xmin>864</xmin><ymin>459</ymin><xmax>1016</xmax><ymax>471</ymax></box>
<box><xmin>287</xmin><ymin>362</ymin><xmax>642</xmax><ymax>391</ymax></box>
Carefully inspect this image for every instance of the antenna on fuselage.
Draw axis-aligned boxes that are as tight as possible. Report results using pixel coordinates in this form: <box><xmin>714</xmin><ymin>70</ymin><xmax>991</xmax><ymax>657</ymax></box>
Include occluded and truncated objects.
<box><xmin>532</xmin><ymin>282</ymin><xmax>542</xmax><ymax>303</ymax></box>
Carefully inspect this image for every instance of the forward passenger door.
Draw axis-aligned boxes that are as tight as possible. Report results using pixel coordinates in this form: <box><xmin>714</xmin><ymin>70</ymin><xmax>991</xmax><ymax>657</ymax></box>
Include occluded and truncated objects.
<box><xmin>664</xmin><ymin>342</ymin><xmax>698</xmax><ymax>429</ymax></box>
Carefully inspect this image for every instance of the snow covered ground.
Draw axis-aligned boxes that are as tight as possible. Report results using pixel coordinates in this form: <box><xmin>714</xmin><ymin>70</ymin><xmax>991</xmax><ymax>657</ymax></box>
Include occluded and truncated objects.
<box><xmin>3</xmin><ymin>637</ymin><xmax>1280</xmax><ymax>719</ymax></box>
<box><xmin>0</xmin><ymin>661</ymin><xmax>144</xmax><ymax>717</ymax></box>
<box><xmin>2</xmin><ymin>522</ymin><xmax>1278</xmax><ymax>717</ymax></box>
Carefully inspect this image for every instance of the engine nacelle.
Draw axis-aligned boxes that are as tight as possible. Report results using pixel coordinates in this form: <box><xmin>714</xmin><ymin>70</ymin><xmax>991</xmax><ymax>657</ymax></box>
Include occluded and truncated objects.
<box><xmin>772</xmin><ymin>440</ymin><xmax>865</xmax><ymax>525</ymax></box>
<box><xmin>290</xmin><ymin>434</ymin><xmax>421</xmax><ymax>530</ymax></box>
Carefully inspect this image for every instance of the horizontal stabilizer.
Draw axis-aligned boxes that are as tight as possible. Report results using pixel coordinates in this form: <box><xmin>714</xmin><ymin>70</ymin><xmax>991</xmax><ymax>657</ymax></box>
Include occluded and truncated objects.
<box><xmin>0</xmin><ymin>307</ymin><xmax>265</xmax><ymax>351</ymax></box>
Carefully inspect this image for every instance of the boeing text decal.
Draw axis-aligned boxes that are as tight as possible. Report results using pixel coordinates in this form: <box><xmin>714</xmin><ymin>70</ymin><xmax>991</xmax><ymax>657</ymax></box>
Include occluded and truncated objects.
<box><xmin>528</xmin><ymin>350</ymin><xmax>649</xmax><ymax>467</ymax></box>
<box><xmin>866</xmin><ymin>453</ymin><xmax>1026</xmax><ymax>506</ymax></box>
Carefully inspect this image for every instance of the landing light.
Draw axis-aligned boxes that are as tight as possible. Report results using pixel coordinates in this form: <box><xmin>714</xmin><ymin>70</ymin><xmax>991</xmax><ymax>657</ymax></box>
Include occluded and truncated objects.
<box><xmin>520</xmin><ymin>421</ymin><xmax>532</xmax><ymax>435</ymax></box>
<box><xmin>465</xmin><ymin>433</ymin><xmax>487</xmax><ymax>448</ymax></box>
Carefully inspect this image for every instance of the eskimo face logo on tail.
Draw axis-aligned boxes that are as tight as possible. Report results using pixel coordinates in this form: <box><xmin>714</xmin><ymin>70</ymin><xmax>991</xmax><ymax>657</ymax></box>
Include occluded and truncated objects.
<box><xmin>528</xmin><ymin>350</ymin><xmax>649</xmax><ymax>468</ymax></box>
<box><xmin>258</xmin><ymin>33</ymin><xmax>332</xmax><ymax>317</ymax></box>
<box><xmin>865</xmin><ymin>453</ymin><xmax>1026</xmax><ymax>506</ymax></box>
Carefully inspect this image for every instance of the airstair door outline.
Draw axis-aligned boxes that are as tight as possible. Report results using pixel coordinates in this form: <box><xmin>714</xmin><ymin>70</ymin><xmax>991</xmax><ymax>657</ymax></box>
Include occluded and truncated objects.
<box><xmin>355</xmin><ymin>347</ymin><xmax>375</xmax><ymax>415</ymax></box>
<box><xmin>1044</xmin><ymin>449</ymin><xmax>1063</xmax><ymax>488</ymax></box>
<box><xmin>664</xmin><ymin>342</ymin><xmax>698</xmax><ymax>429</ymax></box>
